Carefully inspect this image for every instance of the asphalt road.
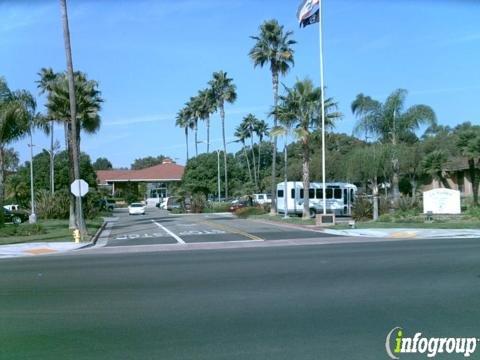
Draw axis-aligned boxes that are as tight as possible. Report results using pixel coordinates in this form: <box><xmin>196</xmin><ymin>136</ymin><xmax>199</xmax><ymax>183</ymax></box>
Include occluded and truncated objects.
<box><xmin>1</xmin><ymin>225</ymin><xmax>480</xmax><ymax>359</ymax></box>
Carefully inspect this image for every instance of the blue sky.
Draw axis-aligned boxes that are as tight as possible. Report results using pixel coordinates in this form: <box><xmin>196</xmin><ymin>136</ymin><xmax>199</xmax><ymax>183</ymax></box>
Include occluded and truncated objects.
<box><xmin>1</xmin><ymin>0</ymin><xmax>479</xmax><ymax>168</ymax></box>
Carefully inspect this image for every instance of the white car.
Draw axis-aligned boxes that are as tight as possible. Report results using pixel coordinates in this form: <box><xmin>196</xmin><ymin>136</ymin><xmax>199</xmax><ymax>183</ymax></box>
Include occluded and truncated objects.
<box><xmin>128</xmin><ymin>203</ymin><xmax>146</xmax><ymax>215</ymax></box>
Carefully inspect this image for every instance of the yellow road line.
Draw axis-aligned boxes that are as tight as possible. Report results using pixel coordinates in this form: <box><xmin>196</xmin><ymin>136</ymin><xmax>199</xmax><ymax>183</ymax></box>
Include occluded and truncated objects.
<box><xmin>200</xmin><ymin>220</ymin><xmax>264</xmax><ymax>241</ymax></box>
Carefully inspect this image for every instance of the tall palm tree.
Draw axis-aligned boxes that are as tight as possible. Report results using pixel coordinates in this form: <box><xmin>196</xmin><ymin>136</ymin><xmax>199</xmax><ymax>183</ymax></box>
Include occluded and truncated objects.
<box><xmin>197</xmin><ymin>88</ymin><xmax>216</xmax><ymax>153</ymax></box>
<box><xmin>37</xmin><ymin>67</ymin><xmax>58</xmax><ymax>194</ymax></box>
<box><xmin>175</xmin><ymin>107</ymin><xmax>194</xmax><ymax>161</ymax></box>
<box><xmin>234</xmin><ymin>125</ymin><xmax>253</xmax><ymax>185</ymax></box>
<box><xmin>240</xmin><ymin>114</ymin><xmax>260</xmax><ymax>190</ymax></box>
<box><xmin>0</xmin><ymin>78</ymin><xmax>31</xmax><ymax>225</ymax></box>
<box><xmin>209</xmin><ymin>71</ymin><xmax>237</xmax><ymax>199</ymax></box>
<box><xmin>250</xmin><ymin>19</ymin><xmax>296</xmax><ymax>214</ymax></box>
<box><xmin>276</xmin><ymin>79</ymin><xmax>341</xmax><ymax>218</ymax></box>
<box><xmin>254</xmin><ymin>119</ymin><xmax>269</xmax><ymax>185</ymax></box>
<box><xmin>185</xmin><ymin>97</ymin><xmax>201</xmax><ymax>157</ymax></box>
<box><xmin>60</xmin><ymin>0</ymin><xmax>86</xmax><ymax>234</ymax></box>
<box><xmin>352</xmin><ymin>89</ymin><xmax>436</xmax><ymax>202</ymax></box>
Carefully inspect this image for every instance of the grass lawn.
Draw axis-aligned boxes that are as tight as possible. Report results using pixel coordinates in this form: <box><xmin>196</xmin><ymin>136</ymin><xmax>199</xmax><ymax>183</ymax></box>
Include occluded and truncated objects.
<box><xmin>0</xmin><ymin>218</ymin><xmax>104</xmax><ymax>245</ymax></box>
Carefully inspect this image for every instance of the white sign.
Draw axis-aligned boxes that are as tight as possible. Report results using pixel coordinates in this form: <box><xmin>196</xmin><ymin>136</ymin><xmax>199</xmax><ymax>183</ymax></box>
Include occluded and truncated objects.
<box><xmin>423</xmin><ymin>188</ymin><xmax>461</xmax><ymax>214</ymax></box>
<box><xmin>70</xmin><ymin>179</ymin><xmax>89</xmax><ymax>197</ymax></box>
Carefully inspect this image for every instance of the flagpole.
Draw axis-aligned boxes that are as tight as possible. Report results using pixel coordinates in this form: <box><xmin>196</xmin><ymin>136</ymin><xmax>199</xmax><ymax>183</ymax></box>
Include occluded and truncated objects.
<box><xmin>318</xmin><ymin>0</ymin><xmax>327</xmax><ymax>215</ymax></box>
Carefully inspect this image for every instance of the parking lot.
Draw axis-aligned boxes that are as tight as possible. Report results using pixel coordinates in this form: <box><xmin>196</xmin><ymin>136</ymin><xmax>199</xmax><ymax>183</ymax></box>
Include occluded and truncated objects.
<box><xmin>102</xmin><ymin>208</ymin><xmax>331</xmax><ymax>248</ymax></box>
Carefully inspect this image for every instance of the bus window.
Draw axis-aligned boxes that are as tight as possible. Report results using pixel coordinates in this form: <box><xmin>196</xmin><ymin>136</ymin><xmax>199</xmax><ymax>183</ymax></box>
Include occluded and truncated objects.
<box><xmin>334</xmin><ymin>189</ymin><xmax>342</xmax><ymax>199</ymax></box>
<box><xmin>309</xmin><ymin>189</ymin><xmax>315</xmax><ymax>199</ymax></box>
<box><xmin>344</xmin><ymin>189</ymin><xmax>347</xmax><ymax>204</ymax></box>
<box><xmin>326</xmin><ymin>188</ymin><xmax>333</xmax><ymax>199</ymax></box>
<box><xmin>277</xmin><ymin>190</ymin><xmax>284</xmax><ymax>198</ymax></box>
<box><xmin>316</xmin><ymin>189</ymin><xmax>323</xmax><ymax>199</ymax></box>
<box><xmin>300</xmin><ymin>189</ymin><xmax>304</xmax><ymax>198</ymax></box>
<box><xmin>350</xmin><ymin>189</ymin><xmax>355</xmax><ymax>202</ymax></box>
<box><xmin>291</xmin><ymin>189</ymin><xmax>296</xmax><ymax>199</ymax></box>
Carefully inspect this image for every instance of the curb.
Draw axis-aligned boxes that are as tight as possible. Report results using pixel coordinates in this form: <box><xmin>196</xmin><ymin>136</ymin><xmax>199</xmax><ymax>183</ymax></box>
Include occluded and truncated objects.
<box><xmin>91</xmin><ymin>220</ymin><xmax>108</xmax><ymax>245</ymax></box>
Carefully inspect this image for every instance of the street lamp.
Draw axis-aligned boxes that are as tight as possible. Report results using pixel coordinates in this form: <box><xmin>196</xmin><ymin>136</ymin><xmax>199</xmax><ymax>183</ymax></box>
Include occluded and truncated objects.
<box><xmin>27</xmin><ymin>133</ymin><xmax>36</xmax><ymax>224</ymax></box>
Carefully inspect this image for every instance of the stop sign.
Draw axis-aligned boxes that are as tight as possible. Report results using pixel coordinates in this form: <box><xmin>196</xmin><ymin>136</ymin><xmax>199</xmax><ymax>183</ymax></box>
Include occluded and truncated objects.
<box><xmin>70</xmin><ymin>179</ymin><xmax>89</xmax><ymax>197</ymax></box>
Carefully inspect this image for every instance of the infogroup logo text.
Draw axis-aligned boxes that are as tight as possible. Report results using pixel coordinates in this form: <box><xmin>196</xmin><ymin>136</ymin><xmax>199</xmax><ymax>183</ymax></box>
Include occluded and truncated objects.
<box><xmin>385</xmin><ymin>327</ymin><xmax>478</xmax><ymax>359</ymax></box>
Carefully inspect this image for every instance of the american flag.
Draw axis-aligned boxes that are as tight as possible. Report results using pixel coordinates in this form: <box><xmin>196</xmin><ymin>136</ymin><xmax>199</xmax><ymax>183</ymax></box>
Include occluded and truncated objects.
<box><xmin>297</xmin><ymin>0</ymin><xmax>320</xmax><ymax>28</ymax></box>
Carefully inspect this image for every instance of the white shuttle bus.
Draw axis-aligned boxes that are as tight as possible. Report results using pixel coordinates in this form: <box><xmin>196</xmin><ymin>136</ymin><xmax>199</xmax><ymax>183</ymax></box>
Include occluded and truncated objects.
<box><xmin>276</xmin><ymin>181</ymin><xmax>357</xmax><ymax>217</ymax></box>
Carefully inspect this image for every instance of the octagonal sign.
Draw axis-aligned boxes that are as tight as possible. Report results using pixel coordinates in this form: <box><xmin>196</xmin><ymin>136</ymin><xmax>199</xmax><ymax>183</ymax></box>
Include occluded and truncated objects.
<box><xmin>71</xmin><ymin>179</ymin><xmax>89</xmax><ymax>197</ymax></box>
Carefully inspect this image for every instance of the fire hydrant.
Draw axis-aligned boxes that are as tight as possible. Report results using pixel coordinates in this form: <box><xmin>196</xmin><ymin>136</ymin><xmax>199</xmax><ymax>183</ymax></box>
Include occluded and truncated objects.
<box><xmin>73</xmin><ymin>229</ymin><xmax>81</xmax><ymax>243</ymax></box>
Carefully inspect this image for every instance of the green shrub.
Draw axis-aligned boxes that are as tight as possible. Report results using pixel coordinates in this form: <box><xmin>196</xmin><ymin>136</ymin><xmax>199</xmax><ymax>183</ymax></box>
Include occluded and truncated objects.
<box><xmin>204</xmin><ymin>201</ymin><xmax>230</xmax><ymax>213</ymax></box>
<box><xmin>465</xmin><ymin>206</ymin><xmax>480</xmax><ymax>219</ymax></box>
<box><xmin>395</xmin><ymin>196</ymin><xmax>421</xmax><ymax>213</ymax></box>
<box><xmin>191</xmin><ymin>193</ymin><xmax>206</xmax><ymax>213</ymax></box>
<box><xmin>377</xmin><ymin>214</ymin><xmax>392</xmax><ymax>222</ymax></box>
<box><xmin>35</xmin><ymin>189</ymin><xmax>69</xmax><ymax>220</ymax></box>
<box><xmin>352</xmin><ymin>197</ymin><xmax>372</xmax><ymax>220</ymax></box>
<box><xmin>234</xmin><ymin>206</ymin><xmax>266</xmax><ymax>218</ymax></box>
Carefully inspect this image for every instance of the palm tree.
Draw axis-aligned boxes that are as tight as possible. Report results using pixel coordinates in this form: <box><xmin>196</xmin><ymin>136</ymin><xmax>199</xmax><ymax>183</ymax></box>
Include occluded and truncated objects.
<box><xmin>185</xmin><ymin>97</ymin><xmax>201</xmax><ymax>157</ymax></box>
<box><xmin>37</xmin><ymin>68</ymin><xmax>58</xmax><ymax>194</ymax></box>
<box><xmin>352</xmin><ymin>89</ymin><xmax>436</xmax><ymax>202</ymax></box>
<box><xmin>254</xmin><ymin>119</ymin><xmax>269</xmax><ymax>185</ymax></box>
<box><xmin>42</xmin><ymin>70</ymin><xmax>103</xmax><ymax>229</ymax></box>
<box><xmin>422</xmin><ymin>150</ymin><xmax>449</xmax><ymax>189</ymax></box>
<box><xmin>241</xmin><ymin>114</ymin><xmax>260</xmax><ymax>190</ymax></box>
<box><xmin>175</xmin><ymin>107</ymin><xmax>194</xmax><ymax>161</ymax></box>
<box><xmin>0</xmin><ymin>78</ymin><xmax>31</xmax><ymax>225</ymax></box>
<box><xmin>209</xmin><ymin>71</ymin><xmax>237</xmax><ymax>199</ymax></box>
<box><xmin>456</xmin><ymin>126</ymin><xmax>480</xmax><ymax>205</ymax></box>
<box><xmin>234</xmin><ymin>125</ymin><xmax>253</xmax><ymax>185</ymax></box>
<box><xmin>250</xmin><ymin>19</ymin><xmax>296</xmax><ymax>214</ymax></box>
<box><xmin>276</xmin><ymin>79</ymin><xmax>341</xmax><ymax>218</ymax></box>
<box><xmin>197</xmin><ymin>88</ymin><xmax>216</xmax><ymax>153</ymax></box>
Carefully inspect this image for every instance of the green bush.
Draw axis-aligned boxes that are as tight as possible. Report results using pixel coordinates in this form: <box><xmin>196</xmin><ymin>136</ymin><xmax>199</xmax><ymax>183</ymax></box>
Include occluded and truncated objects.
<box><xmin>234</xmin><ymin>206</ymin><xmax>266</xmax><ymax>218</ymax></box>
<box><xmin>35</xmin><ymin>189</ymin><xmax>70</xmax><ymax>219</ymax></box>
<box><xmin>465</xmin><ymin>206</ymin><xmax>480</xmax><ymax>219</ymax></box>
<box><xmin>191</xmin><ymin>193</ymin><xmax>207</xmax><ymax>213</ymax></box>
<box><xmin>204</xmin><ymin>202</ymin><xmax>230</xmax><ymax>213</ymax></box>
<box><xmin>352</xmin><ymin>197</ymin><xmax>372</xmax><ymax>221</ymax></box>
<box><xmin>395</xmin><ymin>196</ymin><xmax>421</xmax><ymax>213</ymax></box>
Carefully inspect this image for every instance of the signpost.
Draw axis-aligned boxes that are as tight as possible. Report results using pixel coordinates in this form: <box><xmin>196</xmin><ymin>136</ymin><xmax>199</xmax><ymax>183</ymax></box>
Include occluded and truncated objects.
<box><xmin>423</xmin><ymin>188</ymin><xmax>461</xmax><ymax>215</ymax></box>
<box><xmin>70</xmin><ymin>179</ymin><xmax>89</xmax><ymax>243</ymax></box>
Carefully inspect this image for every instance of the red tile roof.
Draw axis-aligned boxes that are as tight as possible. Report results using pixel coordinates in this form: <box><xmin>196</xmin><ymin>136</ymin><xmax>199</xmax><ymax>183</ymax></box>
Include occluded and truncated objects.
<box><xmin>96</xmin><ymin>162</ymin><xmax>184</xmax><ymax>184</ymax></box>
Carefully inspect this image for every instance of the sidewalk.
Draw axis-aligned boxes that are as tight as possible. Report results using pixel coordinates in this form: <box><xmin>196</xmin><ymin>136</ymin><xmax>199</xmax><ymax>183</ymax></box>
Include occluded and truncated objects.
<box><xmin>320</xmin><ymin>228</ymin><xmax>480</xmax><ymax>239</ymax></box>
<box><xmin>253</xmin><ymin>219</ymin><xmax>480</xmax><ymax>239</ymax></box>
<box><xmin>0</xmin><ymin>242</ymin><xmax>87</xmax><ymax>259</ymax></box>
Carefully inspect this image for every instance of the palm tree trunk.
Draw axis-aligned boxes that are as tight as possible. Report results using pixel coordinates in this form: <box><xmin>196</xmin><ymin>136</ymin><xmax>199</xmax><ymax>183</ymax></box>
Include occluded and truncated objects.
<box><xmin>64</xmin><ymin>122</ymin><xmax>69</xmax><ymax>150</ymax></box>
<box><xmin>60</xmin><ymin>0</ymin><xmax>86</xmax><ymax>236</ymax></box>
<box><xmin>243</xmin><ymin>144</ymin><xmax>253</xmax><ymax>184</ymax></box>
<box><xmin>50</xmin><ymin>122</ymin><xmax>55</xmax><ymax>194</ymax></box>
<box><xmin>185</xmin><ymin>127</ymin><xmax>189</xmax><ymax>161</ymax></box>
<box><xmin>250</xmin><ymin>132</ymin><xmax>258</xmax><ymax>190</ymax></box>
<box><xmin>257</xmin><ymin>139</ymin><xmax>262</xmax><ymax>188</ymax></box>
<box><xmin>220</xmin><ymin>102</ymin><xmax>228</xmax><ymax>199</ymax></box>
<box><xmin>206</xmin><ymin>115</ymin><xmax>210</xmax><ymax>153</ymax></box>
<box><xmin>469</xmin><ymin>158</ymin><xmax>478</xmax><ymax>206</ymax></box>
<box><xmin>270</xmin><ymin>71</ymin><xmax>279</xmax><ymax>215</ymax></box>
<box><xmin>302</xmin><ymin>140</ymin><xmax>310</xmax><ymax>219</ymax></box>
<box><xmin>194</xmin><ymin>120</ymin><xmax>198</xmax><ymax>157</ymax></box>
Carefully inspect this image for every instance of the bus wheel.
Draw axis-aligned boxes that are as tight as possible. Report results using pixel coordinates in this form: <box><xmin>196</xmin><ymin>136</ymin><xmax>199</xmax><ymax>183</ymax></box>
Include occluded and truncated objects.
<box><xmin>309</xmin><ymin>208</ymin><xmax>316</xmax><ymax>218</ymax></box>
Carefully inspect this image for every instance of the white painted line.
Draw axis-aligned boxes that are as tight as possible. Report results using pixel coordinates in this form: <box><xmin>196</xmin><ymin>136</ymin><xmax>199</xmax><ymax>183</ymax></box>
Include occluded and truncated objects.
<box><xmin>151</xmin><ymin>220</ymin><xmax>185</xmax><ymax>244</ymax></box>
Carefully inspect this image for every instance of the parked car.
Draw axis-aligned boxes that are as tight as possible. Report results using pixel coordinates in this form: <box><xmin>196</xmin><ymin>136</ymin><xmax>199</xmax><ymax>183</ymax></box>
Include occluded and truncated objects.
<box><xmin>253</xmin><ymin>193</ymin><xmax>272</xmax><ymax>205</ymax></box>
<box><xmin>3</xmin><ymin>204</ymin><xmax>20</xmax><ymax>211</ymax></box>
<box><xmin>99</xmin><ymin>199</ymin><xmax>116</xmax><ymax>211</ymax></box>
<box><xmin>2</xmin><ymin>208</ymin><xmax>29</xmax><ymax>224</ymax></box>
<box><xmin>229</xmin><ymin>199</ymin><xmax>248</xmax><ymax>212</ymax></box>
<box><xmin>166</xmin><ymin>197</ymin><xmax>182</xmax><ymax>211</ymax></box>
<box><xmin>128</xmin><ymin>203</ymin><xmax>146</xmax><ymax>215</ymax></box>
